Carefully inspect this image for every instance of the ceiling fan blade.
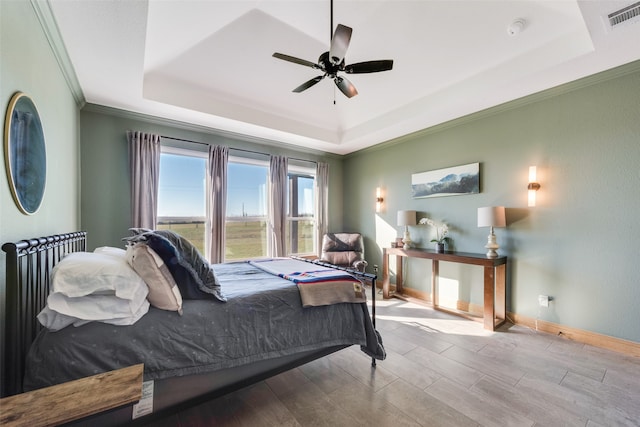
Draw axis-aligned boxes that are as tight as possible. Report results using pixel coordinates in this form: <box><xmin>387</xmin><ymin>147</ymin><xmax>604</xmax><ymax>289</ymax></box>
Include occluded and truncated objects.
<box><xmin>329</xmin><ymin>24</ymin><xmax>352</xmax><ymax>65</ymax></box>
<box><xmin>335</xmin><ymin>76</ymin><xmax>358</xmax><ymax>98</ymax></box>
<box><xmin>344</xmin><ymin>60</ymin><xmax>394</xmax><ymax>74</ymax></box>
<box><xmin>293</xmin><ymin>75</ymin><xmax>325</xmax><ymax>93</ymax></box>
<box><xmin>273</xmin><ymin>53</ymin><xmax>318</xmax><ymax>69</ymax></box>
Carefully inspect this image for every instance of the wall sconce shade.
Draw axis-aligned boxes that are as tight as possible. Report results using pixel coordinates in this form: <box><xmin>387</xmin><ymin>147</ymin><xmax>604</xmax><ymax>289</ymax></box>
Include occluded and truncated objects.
<box><xmin>397</xmin><ymin>210</ymin><xmax>416</xmax><ymax>249</ymax></box>
<box><xmin>375</xmin><ymin>187</ymin><xmax>384</xmax><ymax>213</ymax></box>
<box><xmin>528</xmin><ymin>166</ymin><xmax>541</xmax><ymax>207</ymax></box>
<box><xmin>477</xmin><ymin>206</ymin><xmax>506</xmax><ymax>258</ymax></box>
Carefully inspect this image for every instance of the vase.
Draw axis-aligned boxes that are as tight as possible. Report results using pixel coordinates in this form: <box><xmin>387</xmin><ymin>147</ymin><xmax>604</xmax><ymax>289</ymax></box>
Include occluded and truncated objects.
<box><xmin>435</xmin><ymin>242</ymin><xmax>445</xmax><ymax>253</ymax></box>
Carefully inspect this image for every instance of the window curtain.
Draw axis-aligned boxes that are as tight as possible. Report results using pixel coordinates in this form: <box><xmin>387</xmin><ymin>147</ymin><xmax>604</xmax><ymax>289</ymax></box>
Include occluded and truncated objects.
<box><xmin>127</xmin><ymin>131</ymin><xmax>160</xmax><ymax>229</ymax></box>
<box><xmin>268</xmin><ymin>155</ymin><xmax>288</xmax><ymax>257</ymax></box>
<box><xmin>207</xmin><ymin>145</ymin><xmax>229</xmax><ymax>264</ymax></box>
<box><xmin>314</xmin><ymin>162</ymin><xmax>329</xmax><ymax>256</ymax></box>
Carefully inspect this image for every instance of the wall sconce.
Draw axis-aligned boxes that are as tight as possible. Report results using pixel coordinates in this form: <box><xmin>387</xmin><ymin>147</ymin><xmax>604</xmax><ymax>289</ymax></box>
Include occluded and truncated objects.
<box><xmin>528</xmin><ymin>166</ymin><xmax>541</xmax><ymax>207</ymax></box>
<box><xmin>375</xmin><ymin>187</ymin><xmax>384</xmax><ymax>213</ymax></box>
<box><xmin>397</xmin><ymin>210</ymin><xmax>416</xmax><ymax>249</ymax></box>
<box><xmin>478</xmin><ymin>206</ymin><xmax>506</xmax><ymax>258</ymax></box>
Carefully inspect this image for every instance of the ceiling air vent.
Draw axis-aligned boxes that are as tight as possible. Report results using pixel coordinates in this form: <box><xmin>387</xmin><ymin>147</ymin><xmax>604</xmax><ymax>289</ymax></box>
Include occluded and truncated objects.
<box><xmin>607</xmin><ymin>2</ymin><xmax>640</xmax><ymax>28</ymax></box>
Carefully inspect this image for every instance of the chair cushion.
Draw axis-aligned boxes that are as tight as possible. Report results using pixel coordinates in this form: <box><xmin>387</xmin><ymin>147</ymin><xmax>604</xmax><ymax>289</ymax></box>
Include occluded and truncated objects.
<box><xmin>322</xmin><ymin>251</ymin><xmax>364</xmax><ymax>267</ymax></box>
<box><xmin>320</xmin><ymin>233</ymin><xmax>365</xmax><ymax>271</ymax></box>
<box><xmin>321</xmin><ymin>233</ymin><xmax>364</xmax><ymax>253</ymax></box>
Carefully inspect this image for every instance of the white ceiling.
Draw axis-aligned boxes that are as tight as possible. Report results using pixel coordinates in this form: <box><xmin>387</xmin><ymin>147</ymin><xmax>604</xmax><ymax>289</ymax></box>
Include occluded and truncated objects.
<box><xmin>49</xmin><ymin>0</ymin><xmax>640</xmax><ymax>155</ymax></box>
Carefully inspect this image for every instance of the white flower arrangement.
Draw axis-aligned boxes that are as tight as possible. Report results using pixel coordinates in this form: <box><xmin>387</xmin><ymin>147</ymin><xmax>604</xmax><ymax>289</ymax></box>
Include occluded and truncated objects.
<box><xmin>419</xmin><ymin>217</ymin><xmax>450</xmax><ymax>244</ymax></box>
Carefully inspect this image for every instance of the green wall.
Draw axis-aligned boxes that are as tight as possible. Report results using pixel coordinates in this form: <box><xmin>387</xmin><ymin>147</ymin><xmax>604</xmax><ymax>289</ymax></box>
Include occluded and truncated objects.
<box><xmin>1</xmin><ymin>0</ymin><xmax>81</xmax><ymax>387</ymax></box>
<box><xmin>2</xmin><ymin>0</ymin><xmax>638</xmax><ymax>354</ymax></box>
<box><xmin>343</xmin><ymin>62</ymin><xmax>640</xmax><ymax>343</ymax></box>
<box><xmin>79</xmin><ymin>106</ymin><xmax>344</xmax><ymax>250</ymax></box>
<box><xmin>0</xmin><ymin>0</ymin><xmax>80</xmax><ymax>243</ymax></box>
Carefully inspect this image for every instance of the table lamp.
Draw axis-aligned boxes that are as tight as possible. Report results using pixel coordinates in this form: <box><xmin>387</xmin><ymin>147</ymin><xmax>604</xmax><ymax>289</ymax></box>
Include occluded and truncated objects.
<box><xmin>397</xmin><ymin>210</ymin><xmax>416</xmax><ymax>249</ymax></box>
<box><xmin>477</xmin><ymin>206</ymin><xmax>506</xmax><ymax>258</ymax></box>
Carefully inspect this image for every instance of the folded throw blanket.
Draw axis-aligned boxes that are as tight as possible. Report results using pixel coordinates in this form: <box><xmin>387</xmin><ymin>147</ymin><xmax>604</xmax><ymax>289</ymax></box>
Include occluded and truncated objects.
<box><xmin>249</xmin><ymin>258</ymin><xmax>366</xmax><ymax>307</ymax></box>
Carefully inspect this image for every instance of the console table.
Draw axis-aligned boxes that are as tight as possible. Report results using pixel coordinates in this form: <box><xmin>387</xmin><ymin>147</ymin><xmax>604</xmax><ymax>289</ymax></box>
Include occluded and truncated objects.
<box><xmin>382</xmin><ymin>247</ymin><xmax>507</xmax><ymax>331</ymax></box>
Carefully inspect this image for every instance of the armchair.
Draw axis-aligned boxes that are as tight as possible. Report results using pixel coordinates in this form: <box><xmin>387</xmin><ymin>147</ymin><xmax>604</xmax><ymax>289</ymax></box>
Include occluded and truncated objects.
<box><xmin>319</xmin><ymin>233</ymin><xmax>368</xmax><ymax>272</ymax></box>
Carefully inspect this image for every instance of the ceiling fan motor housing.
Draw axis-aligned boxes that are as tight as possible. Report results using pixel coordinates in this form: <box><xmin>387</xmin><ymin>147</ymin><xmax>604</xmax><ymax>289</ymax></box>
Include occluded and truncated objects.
<box><xmin>319</xmin><ymin>51</ymin><xmax>345</xmax><ymax>78</ymax></box>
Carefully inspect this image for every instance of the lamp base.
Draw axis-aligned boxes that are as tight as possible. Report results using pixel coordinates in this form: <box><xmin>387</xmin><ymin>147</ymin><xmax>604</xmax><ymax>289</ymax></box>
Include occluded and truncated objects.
<box><xmin>402</xmin><ymin>229</ymin><xmax>412</xmax><ymax>250</ymax></box>
<box><xmin>485</xmin><ymin>232</ymin><xmax>499</xmax><ymax>258</ymax></box>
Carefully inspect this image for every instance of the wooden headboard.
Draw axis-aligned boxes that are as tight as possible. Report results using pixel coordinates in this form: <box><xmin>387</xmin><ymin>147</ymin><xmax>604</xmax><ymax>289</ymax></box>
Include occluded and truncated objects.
<box><xmin>1</xmin><ymin>232</ymin><xmax>87</xmax><ymax>397</ymax></box>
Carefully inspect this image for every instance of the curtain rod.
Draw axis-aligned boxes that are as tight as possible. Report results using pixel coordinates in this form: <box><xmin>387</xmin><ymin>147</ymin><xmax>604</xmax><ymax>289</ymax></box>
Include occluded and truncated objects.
<box><xmin>160</xmin><ymin>135</ymin><xmax>317</xmax><ymax>164</ymax></box>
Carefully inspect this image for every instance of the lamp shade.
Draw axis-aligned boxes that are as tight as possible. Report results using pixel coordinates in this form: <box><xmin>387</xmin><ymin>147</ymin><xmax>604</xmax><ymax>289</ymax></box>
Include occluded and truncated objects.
<box><xmin>477</xmin><ymin>206</ymin><xmax>506</xmax><ymax>228</ymax></box>
<box><xmin>397</xmin><ymin>210</ymin><xmax>417</xmax><ymax>227</ymax></box>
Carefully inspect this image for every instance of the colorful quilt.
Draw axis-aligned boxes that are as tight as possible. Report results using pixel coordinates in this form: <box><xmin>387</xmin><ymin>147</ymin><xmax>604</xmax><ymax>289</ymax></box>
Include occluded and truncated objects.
<box><xmin>249</xmin><ymin>258</ymin><xmax>366</xmax><ymax>307</ymax></box>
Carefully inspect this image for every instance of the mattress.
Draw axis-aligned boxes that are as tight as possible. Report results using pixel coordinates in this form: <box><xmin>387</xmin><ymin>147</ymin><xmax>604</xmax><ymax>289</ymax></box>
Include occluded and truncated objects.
<box><xmin>24</xmin><ymin>261</ymin><xmax>384</xmax><ymax>391</ymax></box>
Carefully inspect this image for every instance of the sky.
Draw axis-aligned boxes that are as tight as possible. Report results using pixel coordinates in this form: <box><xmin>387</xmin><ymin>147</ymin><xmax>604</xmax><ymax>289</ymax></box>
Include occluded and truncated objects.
<box><xmin>158</xmin><ymin>154</ymin><xmax>313</xmax><ymax>217</ymax></box>
<box><xmin>226</xmin><ymin>162</ymin><xmax>268</xmax><ymax>216</ymax></box>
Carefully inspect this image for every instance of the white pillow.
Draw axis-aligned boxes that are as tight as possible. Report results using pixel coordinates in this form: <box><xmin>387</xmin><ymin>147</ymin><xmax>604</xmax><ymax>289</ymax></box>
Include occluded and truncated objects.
<box><xmin>126</xmin><ymin>243</ymin><xmax>183</xmax><ymax>315</ymax></box>
<box><xmin>51</xmin><ymin>251</ymin><xmax>147</xmax><ymax>298</ymax></box>
<box><xmin>39</xmin><ymin>293</ymin><xmax>150</xmax><ymax>331</ymax></box>
<box><xmin>39</xmin><ymin>251</ymin><xmax>150</xmax><ymax>330</ymax></box>
<box><xmin>94</xmin><ymin>246</ymin><xmax>127</xmax><ymax>258</ymax></box>
<box><xmin>38</xmin><ymin>296</ymin><xmax>149</xmax><ymax>331</ymax></box>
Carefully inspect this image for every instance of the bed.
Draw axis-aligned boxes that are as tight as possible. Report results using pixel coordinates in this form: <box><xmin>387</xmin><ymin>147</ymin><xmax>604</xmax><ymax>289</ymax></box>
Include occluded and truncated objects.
<box><xmin>1</xmin><ymin>231</ymin><xmax>383</xmax><ymax>426</ymax></box>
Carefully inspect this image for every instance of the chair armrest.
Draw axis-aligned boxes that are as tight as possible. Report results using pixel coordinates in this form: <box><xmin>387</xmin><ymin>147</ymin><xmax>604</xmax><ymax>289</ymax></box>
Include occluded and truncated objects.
<box><xmin>353</xmin><ymin>260</ymin><xmax>368</xmax><ymax>272</ymax></box>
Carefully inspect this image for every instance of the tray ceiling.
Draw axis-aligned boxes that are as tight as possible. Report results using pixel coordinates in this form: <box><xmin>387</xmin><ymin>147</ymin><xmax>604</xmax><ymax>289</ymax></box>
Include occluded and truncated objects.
<box><xmin>50</xmin><ymin>0</ymin><xmax>640</xmax><ymax>154</ymax></box>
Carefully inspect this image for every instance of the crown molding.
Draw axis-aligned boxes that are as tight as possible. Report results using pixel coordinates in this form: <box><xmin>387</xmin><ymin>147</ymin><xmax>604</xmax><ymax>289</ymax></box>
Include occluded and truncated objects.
<box><xmin>82</xmin><ymin>103</ymin><xmax>343</xmax><ymax>161</ymax></box>
<box><xmin>31</xmin><ymin>0</ymin><xmax>85</xmax><ymax>107</ymax></box>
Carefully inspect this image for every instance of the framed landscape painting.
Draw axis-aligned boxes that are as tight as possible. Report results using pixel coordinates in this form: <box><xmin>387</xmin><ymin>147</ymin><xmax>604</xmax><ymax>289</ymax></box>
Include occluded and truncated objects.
<box><xmin>412</xmin><ymin>162</ymin><xmax>479</xmax><ymax>198</ymax></box>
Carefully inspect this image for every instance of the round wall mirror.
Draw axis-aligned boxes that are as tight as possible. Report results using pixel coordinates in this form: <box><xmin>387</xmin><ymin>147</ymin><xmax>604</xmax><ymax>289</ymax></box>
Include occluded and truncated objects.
<box><xmin>4</xmin><ymin>92</ymin><xmax>46</xmax><ymax>215</ymax></box>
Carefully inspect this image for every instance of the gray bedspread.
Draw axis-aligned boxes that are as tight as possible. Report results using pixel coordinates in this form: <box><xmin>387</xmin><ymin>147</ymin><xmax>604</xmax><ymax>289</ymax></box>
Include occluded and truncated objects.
<box><xmin>23</xmin><ymin>262</ymin><xmax>384</xmax><ymax>391</ymax></box>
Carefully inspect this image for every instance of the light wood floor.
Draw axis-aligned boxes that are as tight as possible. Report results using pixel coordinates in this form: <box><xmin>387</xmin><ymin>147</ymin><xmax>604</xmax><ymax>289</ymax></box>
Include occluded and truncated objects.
<box><xmin>144</xmin><ymin>294</ymin><xmax>640</xmax><ymax>426</ymax></box>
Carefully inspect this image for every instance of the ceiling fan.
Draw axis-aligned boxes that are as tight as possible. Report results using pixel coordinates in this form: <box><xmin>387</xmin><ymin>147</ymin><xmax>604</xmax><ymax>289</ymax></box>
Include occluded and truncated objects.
<box><xmin>272</xmin><ymin>3</ymin><xmax>393</xmax><ymax>99</ymax></box>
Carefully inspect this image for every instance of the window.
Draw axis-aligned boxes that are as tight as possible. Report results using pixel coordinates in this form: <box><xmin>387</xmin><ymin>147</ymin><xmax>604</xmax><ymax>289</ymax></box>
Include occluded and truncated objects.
<box><xmin>225</xmin><ymin>157</ymin><xmax>268</xmax><ymax>261</ymax></box>
<box><xmin>157</xmin><ymin>147</ymin><xmax>318</xmax><ymax>261</ymax></box>
<box><xmin>157</xmin><ymin>148</ymin><xmax>207</xmax><ymax>254</ymax></box>
<box><xmin>287</xmin><ymin>165</ymin><xmax>316</xmax><ymax>255</ymax></box>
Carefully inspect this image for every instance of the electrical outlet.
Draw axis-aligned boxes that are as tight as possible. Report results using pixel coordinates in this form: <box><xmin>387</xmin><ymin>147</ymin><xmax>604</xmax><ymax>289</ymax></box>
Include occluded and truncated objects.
<box><xmin>538</xmin><ymin>295</ymin><xmax>550</xmax><ymax>307</ymax></box>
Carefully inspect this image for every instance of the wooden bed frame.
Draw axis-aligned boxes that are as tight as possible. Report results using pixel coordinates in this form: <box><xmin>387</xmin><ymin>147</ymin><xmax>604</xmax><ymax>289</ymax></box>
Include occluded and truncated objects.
<box><xmin>2</xmin><ymin>231</ymin><xmax>378</xmax><ymax>425</ymax></box>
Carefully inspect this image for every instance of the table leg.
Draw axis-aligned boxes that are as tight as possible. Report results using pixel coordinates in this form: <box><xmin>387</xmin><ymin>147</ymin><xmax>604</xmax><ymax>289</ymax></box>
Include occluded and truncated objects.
<box><xmin>483</xmin><ymin>266</ymin><xmax>496</xmax><ymax>330</ymax></box>
<box><xmin>382</xmin><ymin>250</ymin><xmax>390</xmax><ymax>299</ymax></box>
<box><xmin>495</xmin><ymin>264</ymin><xmax>506</xmax><ymax>326</ymax></box>
<box><xmin>395</xmin><ymin>255</ymin><xmax>404</xmax><ymax>295</ymax></box>
<box><xmin>432</xmin><ymin>259</ymin><xmax>439</xmax><ymax>307</ymax></box>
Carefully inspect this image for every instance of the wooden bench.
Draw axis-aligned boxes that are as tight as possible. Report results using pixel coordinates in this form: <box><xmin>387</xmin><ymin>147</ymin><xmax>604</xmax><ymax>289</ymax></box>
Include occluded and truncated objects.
<box><xmin>0</xmin><ymin>364</ymin><xmax>143</xmax><ymax>427</ymax></box>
